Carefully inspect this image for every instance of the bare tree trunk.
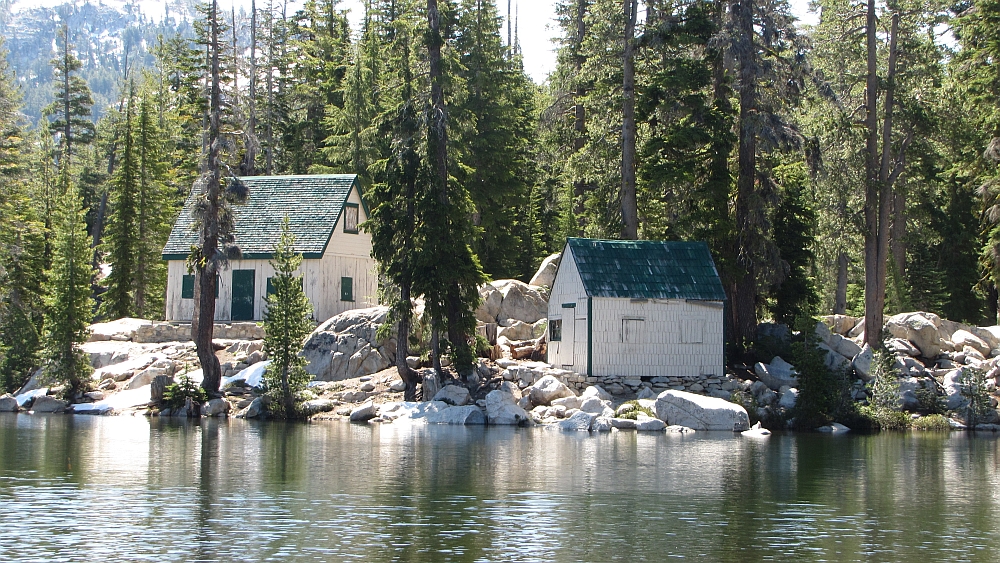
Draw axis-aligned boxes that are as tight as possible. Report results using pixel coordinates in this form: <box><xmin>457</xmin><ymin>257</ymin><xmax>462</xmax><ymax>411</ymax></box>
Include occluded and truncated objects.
<box><xmin>732</xmin><ymin>0</ymin><xmax>758</xmax><ymax>351</ymax></box>
<box><xmin>863</xmin><ymin>7</ymin><xmax>901</xmax><ymax>349</ymax></box>
<box><xmin>620</xmin><ymin>0</ymin><xmax>638</xmax><ymax>240</ymax></box>
<box><xmin>890</xmin><ymin>189</ymin><xmax>905</xmax><ymax>276</ymax></box>
<box><xmin>196</xmin><ymin>0</ymin><xmax>224</xmax><ymax>397</ymax></box>
<box><xmin>246</xmin><ymin>0</ymin><xmax>258</xmax><ymax>176</ymax></box>
<box><xmin>265</xmin><ymin>0</ymin><xmax>276</xmax><ymax>175</ymax></box>
<box><xmin>835</xmin><ymin>251</ymin><xmax>848</xmax><ymax>315</ymax></box>
<box><xmin>572</xmin><ymin>0</ymin><xmax>587</xmax><ymax>235</ymax></box>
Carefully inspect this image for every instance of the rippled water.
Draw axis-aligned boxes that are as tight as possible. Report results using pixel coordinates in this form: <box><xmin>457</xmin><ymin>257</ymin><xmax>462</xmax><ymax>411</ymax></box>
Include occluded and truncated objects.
<box><xmin>2</xmin><ymin>414</ymin><xmax>1000</xmax><ymax>562</ymax></box>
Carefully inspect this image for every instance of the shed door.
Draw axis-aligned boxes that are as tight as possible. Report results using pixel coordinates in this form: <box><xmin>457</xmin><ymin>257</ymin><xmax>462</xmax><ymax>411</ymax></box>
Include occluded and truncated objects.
<box><xmin>574</xmin><ymin>299</ymin><xmax>587</xmax><ymax>370</ymax></box>
<box><xmin>231</xmin><ymin>270</ymin><xmax>256</xmax><ymax>321</ymax></box>
<box><xmin>560</xmin><ymin>315</ymin><xmax>575</xmax><ymax>367</ymax></box>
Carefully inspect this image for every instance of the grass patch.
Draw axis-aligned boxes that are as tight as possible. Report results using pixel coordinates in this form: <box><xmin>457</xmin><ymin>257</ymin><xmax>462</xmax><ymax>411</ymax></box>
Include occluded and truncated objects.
<box><xmin>911</xmin><ymin>414</ymin><xmax>951</xmax><ymax>431</ymax></box>
<box><xmin>616</xmin><ymin>400</ymin><xmax>655</xmax><ymax>420</ymax></box>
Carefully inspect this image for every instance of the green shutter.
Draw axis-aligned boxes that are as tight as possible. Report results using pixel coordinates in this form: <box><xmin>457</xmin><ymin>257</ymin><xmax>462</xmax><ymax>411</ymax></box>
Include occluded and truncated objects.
<box><xmin>341</xmin><ymin>277</ymin><xmax>353</xmax><ymax>302</ymax></box>
<box><xmin>181</xmin><ymin>275</ymin><xmax>194</xmax><ymax>299</ymax></box>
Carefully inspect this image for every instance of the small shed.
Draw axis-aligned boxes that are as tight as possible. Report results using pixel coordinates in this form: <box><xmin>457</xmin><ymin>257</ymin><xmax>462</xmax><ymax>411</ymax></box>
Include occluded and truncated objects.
<box><xmin>546</xmin><ymin>238</ymin><xmax>726</xmax><ymax>379</ymax></box>
<box><xmin>162</xmin><ymin>174</ymin><xmax>376</xmax><ymax>322</ymax></box>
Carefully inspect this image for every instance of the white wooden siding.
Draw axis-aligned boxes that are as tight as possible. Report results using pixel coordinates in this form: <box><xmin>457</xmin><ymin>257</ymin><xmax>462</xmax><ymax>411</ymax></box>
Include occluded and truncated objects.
<box><xmin>163</xmin><ymin>184</ymin><xmax>377</xmax><ymax>322</ymax></box>
<box><xmin>590</xmin><ymin>298</ymin><xmax>723</xmax><ymax>378</ymax></box>
<box><xmin>545</xmin><ymin>248</ymin><xmax>586</xmax><ymax>368</ymax></box>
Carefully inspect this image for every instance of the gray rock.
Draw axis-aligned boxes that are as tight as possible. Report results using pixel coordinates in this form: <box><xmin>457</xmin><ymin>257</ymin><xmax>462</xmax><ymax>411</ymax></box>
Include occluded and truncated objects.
<box><xmin>150</xmin><ymin>375</ymin><xmax>174</xmax><ymax>404</ymax></box>
<box><xmin>528</xmin><ymin>252</ymin><xmax>561</xmax><ymax>288</ymax></box>
<box><xmin>637</xmin><ymin>387</ymin><xmax>657</xmax><ymax>400</ymax></box>
<box><xmin>635</xmin><ymin>416</ymin><xmax>666</xmax><ymax>431</ymax></box>
<box><xmin>886</xmin><ymin>338</ymin><xmax>921</xmax><ymax>357</ymax></box>
<box><xmin>0</xmin><ymin>393</ymin><xmax>18</xmax><ymax>412</ymax></box>
<box><xmin>953</xmin><ymin>329</ymin><xmax>991</xmax><ymax>357</ymax></box>
<box><xmin>425</xmin><ymin>405</ymin><xmax>487</xmax><ymax>425</ymax></box>
<box><xmin>558</xmin><ymin>410</ymin><xmax>595</xmax><ymax>431</ymax></box>
<box><xmin>389</xmin><ymin>379</ymin><xmax>407</xmax><ymax>392</ymax></box>
<box><xmin>360</xmin><ymin>382</ymin><xmax>376</xmax><ymax>393</ymax></box>
<box><xmin>475</xmin><ymin>283</ymin><xmax>503</xmax><ymax>323</ymax></box>
<box><xmin>592</xmin><ymin>416</ymin><xmax>612</xmax><ymax>432</ymax></box>
<box><xmin>497</xmin><ymin>320</ymin><xmax>534</xmax><ymax>341</ymax></box>
<box><xmin>301</xmin><ymin>399</ymin><xmax>337</xmax><ymax>415</ymax></box>
<box><xmin>816</xmin><ymin>422</ymin><xmax>851</xmax><ymax>433</ymax></box>
<box><xmin>665</xmin><ymin>425</ymin><xmax>696</xmax><ymax>433</ymax></box>
<box><xmin>551</xmin><ymin>395</ymin><xmax>582</xmax><ymax>410</ymax></box>
<box><xmin>615</xmin><ymin>403</ymin><xmax>636</xmax><ymax>416</ymax></box>
<box><xmin>581</xmin><ymin>385</ymin><xmax>611</xmax><ymax>401</ymax></box>
<box><xmin>750</xmin><ymin>380</ymin><xmax>777</xmax><ymax>406</ymax></box>
<box><xmin>236</xmin><ymin>397</ymin><xmax>265</xmax><ymax>419</ymax></box>
<box><xmin>302</xmin><ymin>306</ymin><xmax>395</xmax><ymax>381</ymax></box>
<box><xmin>31</xmin><ymin>395</ymin><xmax>69</xmax><ymax>413</ymax></box>
<box><xmin>579</xmin><ymin>396</ymin><xmax>608</xmax><ymax>414</ymax></box>
<box><xmin>83</xmin><ymin>391</ymin><xmax>105</xmax><ymax>401</ymax></box>
<box><xmin>127</xmin><ymin>367</ymin><xmax>167</xmax><ymax>390</ymax></box>
<box><xmin>485</xmin><ymin>390</ymin><xmax>530</xmax><ymax>425</ymax></box>
<box><xmin>349</xmin><ymin>399</ymin><xmax>378</xmax><ymax>422</ymax></box>
<box><xmin>754</xmin><ymin>356</ymin><xmax>799</xmax><ymax>390</ymax></box>
<box><xmin>527</xmin><ymin>375</ymin><xmax>575</xmax><ymax>406</ymax></box>
<box><xmin>422</xmin><ymin>371</ymin><xmax>441</xmax><ymax>401</ymax></box>
<box><xmin>202</xmin><ymin>398</ymin><xmax>230</xmax><ymax>417</ymax></box>
<box><xmin>654</xmin><ymin>390</ymin><xmax>750</xmax><ymax>431</ymax></box>
<box><xmin>778</xmin><ymin>386</ymin><xmax>798</xmax><ymax>409</ymax></box>
<box><xmin>611</xmin><ymin>417</ymin><xmax>637</xmax><ymax>429</ymax></box>
<box><xmin>433</xmin><ymin>385</ymin><xmax>471</xmax><ymax>406</ymax></box>
<box><xmin>829</xmin><ymin>333</ymin><xmax>863</xmax><ymax>359</ymax></box>
<box><xmin>819</xmin><ymin>343</ymin><xmax>852</xmax><ymax>372</ymax></box>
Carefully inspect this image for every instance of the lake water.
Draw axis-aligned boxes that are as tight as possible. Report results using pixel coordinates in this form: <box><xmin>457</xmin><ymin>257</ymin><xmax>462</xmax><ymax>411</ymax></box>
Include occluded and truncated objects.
<box><xmin>2</xmin><ymin>414</ymin><xmax>1000</xmax><ymax>562</ymax></box>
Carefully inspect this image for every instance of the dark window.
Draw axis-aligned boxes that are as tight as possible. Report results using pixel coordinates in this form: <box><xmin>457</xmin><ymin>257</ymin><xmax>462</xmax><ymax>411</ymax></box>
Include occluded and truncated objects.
<box><xmin>550</xmin><ymin>319</ymin><xmax>562</xmax><ymax>341</ymax></box>
<box><xmin>343</xmin><ymin>204</ymin><xmax>359</xmax><ymax>233</ymax></box>
<box><xmin>181</xmin><ymin>275</ymin><xmax>194</xmax><ymax>299</ymax></box>
<box><xmin>341</xmin><ymin>276</ymin><xmax>354</xmax><ymax>302</ymax></box>
<box><xmin>266</xmin><ymin>277</ymin><xmax>275</xmax><ymax>296</ymax></box>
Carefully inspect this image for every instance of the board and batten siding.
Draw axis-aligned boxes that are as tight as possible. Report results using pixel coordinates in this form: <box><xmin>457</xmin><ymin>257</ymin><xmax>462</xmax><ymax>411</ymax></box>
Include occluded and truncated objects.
<box><xmin>163</xmin><ymin>185</ymin><xmax>377</xmax><ymax>322</ymax></box>
<box><xmin>546</xmin><ymin>249</ymin><xmax>587</xmax><ymax>370</ymax></box>
<box><xmin>590</xmin><ymin>298</ymin><xmax>724</xmax><ymax>378</ymax></box>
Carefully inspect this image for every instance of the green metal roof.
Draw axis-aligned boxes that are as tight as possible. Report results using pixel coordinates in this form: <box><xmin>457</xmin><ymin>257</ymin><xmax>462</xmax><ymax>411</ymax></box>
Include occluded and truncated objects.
<box><xmin>162</xmin><ymin>174</ymin><xmax>364</xmax><ymax>260</ymax></box>
<box><xmin>565</xmin><ymin>238</ymin><xmax>726</xmax><ymax>301</ymax></box>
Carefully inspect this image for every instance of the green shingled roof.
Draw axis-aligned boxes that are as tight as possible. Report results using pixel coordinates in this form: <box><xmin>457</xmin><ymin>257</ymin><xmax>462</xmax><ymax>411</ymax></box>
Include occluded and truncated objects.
<box><xmin>565</xmin><ymin>238</ymin><xmax>726</xmax><ymax>301</ymax></box>
<box><xmin>162</xmin><ymin>174</ymin><xmax>363</xmax><ymax>260</ymax></box>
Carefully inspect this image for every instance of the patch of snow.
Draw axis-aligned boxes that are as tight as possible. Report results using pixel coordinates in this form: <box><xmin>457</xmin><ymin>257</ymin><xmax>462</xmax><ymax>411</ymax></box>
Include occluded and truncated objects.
<box><xmin>221</xmin><ymin>360</ymin><xmax>269</xmax><ymax>389</ymax></box>
<box><xmin>15</xmin><ymin>388</ymin><xmax>49</xmax><ymax>407</ymax></box>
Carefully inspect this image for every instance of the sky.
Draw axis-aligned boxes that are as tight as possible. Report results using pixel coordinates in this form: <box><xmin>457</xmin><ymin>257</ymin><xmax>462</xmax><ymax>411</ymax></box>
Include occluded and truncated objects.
<box><xmin>13</xmin><ymin>0</ymin><xmax>820</xmax><ymax>83</ymax></box>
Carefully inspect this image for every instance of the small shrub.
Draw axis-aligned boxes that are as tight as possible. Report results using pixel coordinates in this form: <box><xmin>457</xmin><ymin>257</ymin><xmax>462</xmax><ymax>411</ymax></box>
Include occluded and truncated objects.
<box><xmin>915</xmin><ymin>387</ymin><xmax>946</xmax><ymax>415</ymax></box>
<box><xmin>163</xmin><ymin>370</ymin><xmax>207</xmax><ymax>410</ymax></box>
<box><xmin>911</xmin><ymin>414</ymin><xmax>951</xmax><ymax>431</ymax></box>
<box><xmin>474</xmin><ymin>334</ymin><xmax>492</xmax><ymax>358</ymax></box>
<box><xmin>868</xmin><ymin>348</ymin><xmax>900</xmax><ymax>412</ymax></box>
<box><xmin>789</xmin><ymin>317</ymin><xmax>852</xmax><ymax>429</ymax></box>
<box><xmin>858</xmin><ymin>403</ymin><xmax>910</xmax><ymax>431</ymax></box>
<box><xmin>616</xmin><ymin>400</ymin><xmax>655</xmax><ymax>420</ymax></box>
<box><xmin>960</xmin><ymin>367</ymin><xmax>993</xmax><ymax>426</ymax></box>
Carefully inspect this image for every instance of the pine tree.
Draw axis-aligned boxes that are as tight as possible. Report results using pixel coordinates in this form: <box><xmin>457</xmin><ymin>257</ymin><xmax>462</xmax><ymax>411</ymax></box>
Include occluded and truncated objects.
<box><xmin>42</xmin><ymin>177</ymin><xmax>95</xmax><ymax>399</ymax></box>
<box><xmin>262</xmin><ymin>217</ymin><xmax>314</xmax><ymax>418</ymax></box>
<box><xmin>133</xmin><ymin>89</ymin><xmax>173</xmax><ymax>319</ymax></box>
<box><xmin>100</xmin><ymin>86</ymin><xmax>139</xmax><ymax>320</ymax></box>
<box><xmin>769</xmin><ymin>163</ymin><xmax>819</xmax><ymax>324</ymax></box>
<box><xmin>44</xmin><ymin>24</ymin><xmax>95</xmax><ymax>168</ymax></box>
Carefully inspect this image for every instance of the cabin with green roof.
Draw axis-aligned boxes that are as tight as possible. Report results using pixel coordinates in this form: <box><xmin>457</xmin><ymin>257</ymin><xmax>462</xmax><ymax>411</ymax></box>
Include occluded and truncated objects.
<box><xmin>547</xmin><ymin>238</ymin><xmax>725</xmax><ymax>380</ymax></box>
<box><xmin>162</xmin><ymin>174</ymin><xmax>376</xmax><ymax>322</ymax></box>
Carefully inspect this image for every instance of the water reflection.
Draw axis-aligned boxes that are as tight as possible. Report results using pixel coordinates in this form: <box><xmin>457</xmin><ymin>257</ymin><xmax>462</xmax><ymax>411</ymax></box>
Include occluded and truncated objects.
<box><xmin>3</xmin><ymin>414</ymin><xmax>1000</xmax><ymax>561</ymax></box>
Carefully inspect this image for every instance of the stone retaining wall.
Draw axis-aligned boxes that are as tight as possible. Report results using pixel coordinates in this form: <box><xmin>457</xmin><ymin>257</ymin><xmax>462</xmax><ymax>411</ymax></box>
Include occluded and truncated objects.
<box><xmin>135</xmin><ymin>322</ymin><xmax>265</xmax><ymax>343</ymax></box>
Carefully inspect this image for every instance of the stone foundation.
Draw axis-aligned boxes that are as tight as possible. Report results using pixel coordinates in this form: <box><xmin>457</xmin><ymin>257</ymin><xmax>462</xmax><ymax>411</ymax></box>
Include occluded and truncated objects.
<box><xmin>135</xmin><ymin>322</ymin><xmax>266</xmax><ymax>343</ymax></box>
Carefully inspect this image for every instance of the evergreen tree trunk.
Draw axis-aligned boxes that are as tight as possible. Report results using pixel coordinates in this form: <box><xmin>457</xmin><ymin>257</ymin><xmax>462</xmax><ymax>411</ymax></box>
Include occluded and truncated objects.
<box><xmin>620</xmin><ymin>0</ymin><xmax>638</xmax><ymax>240</ymax></box>
<box><xmin>835</xmin><ymin>251</ymin><xmax>848</xmax><ymax>315</ymax></box>
<box><xmin>890</xmin><ymin>190</ymin><xmax>905</xmax><ymax>277</ymax></box>
<box><xmin>196</xmin><ymin>0</ymin><xmax>225</xmax><ymax>396</ymax></box>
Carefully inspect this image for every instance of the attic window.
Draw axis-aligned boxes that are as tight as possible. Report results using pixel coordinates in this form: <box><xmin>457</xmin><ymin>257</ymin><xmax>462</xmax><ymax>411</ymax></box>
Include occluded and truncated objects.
<box><xmin>550</xmin><ymin>319</ymin><xmax>562</xmax><ymax>341</ymax></box>
<box><xmin>343</xmin><ymin>203</ymin><xmax>359</xmax><ymax>234</ymax></box>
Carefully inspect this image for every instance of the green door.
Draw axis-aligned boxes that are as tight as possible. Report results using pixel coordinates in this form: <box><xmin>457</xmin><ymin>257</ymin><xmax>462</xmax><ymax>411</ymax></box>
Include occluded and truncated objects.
<box><xmin>231</xmin><ymin>270</ymin><xmax>256</xmax><ymax>321</ymax></box>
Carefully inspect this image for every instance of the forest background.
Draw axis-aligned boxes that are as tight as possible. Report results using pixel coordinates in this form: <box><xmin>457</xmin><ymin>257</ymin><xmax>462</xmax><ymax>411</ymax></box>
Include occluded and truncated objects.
<box><xmin>0</xmin><ymin>0</ymin><xmax>999</xmax><ymax>396</ymax></box>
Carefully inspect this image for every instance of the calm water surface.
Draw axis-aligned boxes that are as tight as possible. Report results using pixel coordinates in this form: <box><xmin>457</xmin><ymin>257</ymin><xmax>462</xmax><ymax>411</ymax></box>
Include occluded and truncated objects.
<box><xmin>2</xmin><ymin>413</ymin><xmax>1000</xmax><ymax>562</ymax></box>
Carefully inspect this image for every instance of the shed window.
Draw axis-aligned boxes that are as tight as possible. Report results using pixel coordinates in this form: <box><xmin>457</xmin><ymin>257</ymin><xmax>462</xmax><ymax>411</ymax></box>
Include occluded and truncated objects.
<box><xmin>343</xmin><ymin>203</ymin><xmax>359</xmax><ymax>233</ymax></box>
<box><xmin>682</xmin><ymin>319</ymin><xmax>705</xmax><ymax>343</ymax></box>
<box><xmin>341</xmin><ymin>276</ymin><xmax>354</xmax><ymax>302</ymax></box>
<box><xmin>181</xmin><ymin>274</ymin><xmax>219</xmax><ymax>299</ymax></box>
<box><xmin>622</xmin><ymin>318</ymin><xmax>645</xmax><ymax>343</ymax></box>
<box><xmin>550</xmin><ymin>319</ymin><xmax>562</xmax><ymax>341</ymax></box>
<box><xmin>266</xmin><ymin>277</ymin><xmax>275</xmax><ymax>296</ymax></box>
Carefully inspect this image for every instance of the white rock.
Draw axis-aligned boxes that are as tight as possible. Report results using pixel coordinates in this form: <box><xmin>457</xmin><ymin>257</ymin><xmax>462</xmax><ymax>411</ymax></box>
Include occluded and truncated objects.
<box><xmin>475</xmin><ymin>283</ymin><xmax>504</xmax><ymax>323</ymax></box>
<box><xmin>580</xmin><ymin>385</ymin><xmax>611</xmax><ymax>401</ymax></box>
<box><xmin>665</xmin><ymin>425</ymin><xmax>696</xmax><ymax>434</ymax></box>
<box><xmin>526</xmin><ymin>375</ymin><xmax>575</xmax><ymax>406</ymax></box>
<box><xmin>741</xmin><ymin>422</ymin><xmax>771</xmax><ymax>437</ymax></box>
<box><xmin>754</xmin><ymin>356</ymin><xmax>798</xmax><ymax>390</ymax></box>
<box><xmin>495</xmin><ymin>358</ymin><xmax>518</xmax><ymax>369</ymax></box>
<box><xmin>634</xmin><ymin>416</ymin><xmax>666</xmax><ymax>431</ymax></box>
<box><xmin>953</xmin><ymin>329</ymin><xmax>991</xmax><ymax>357</ymax></box>
<box><xmin>558</xmin><ymin>411</ymin><xmax>595</xmax><ymax>431</ymax></box>
<box><xmin>378</xmin><ymin>401</ymin><xmax>449</xmax><ymax>422</ymax></box>
<box><xmin>579</xmin><ymin>396</ymin><xmax>608</xmax><ymax>414</ymax></box>
<box><xmin>485</xmin><ymin>390</ymin><xmax>530</xmax><ymax>425</ymax></box>
<box><xmin>493</xmin><ymin>279</ymin><xmax>548</xmax><ymax>324</ymax></box>
<box><xmin>390</xmin><ymin>379</ymin><xmax>407</xmax><ymax>392</ymax></box>
<box><xmin>829</xmin><ymin>333</ymin><xmax>862</xmax><ymax>359</ymax></box>
<box><xmin>611</xmin><ymin>418</ymin><xmax>637</xmax><ymax>429</ymax></box>
<box><xmin>425</xmin><ymin>405</ymin><xmax>486</xmax><ymax>425</ymax></box>
<box><xmin>236</xmin><ymin>397</ymin><xmax>265</xmax><ymax>419</ymax></box>
<box><xmin>654</xmin><ymin>390</ymin><xmax>750</xmax><ymax>431</ymax></box>
<box><xmin>848</xmin><ymin>318</ymin><xmax>866</xmax><ymax>339</ymax></box>
<box><xmin>853</xmin><ymin>344</ymin><xmax>874</xmax><ymax>380</ymax></box>
<box><xmin>529</xmin><ymin>252</ymin><xmax>561</xmax><ymax>288</ymax></box>
<box><xmin>816</xmin><ymin>422</ymin><xmax>851</xmax><ymax>433</ymax></box>
<box><xmin>497</xmin><ymin>320</ymin><xmax>534</xmax><ymax>341</ymax></box>
<box><xmin>86</xmin><ymin>318</ymin><xmax>152</xmax><ymax>342</ymax></box>
<box><xmin>202</xmin><ymin>398</ymin><xmax>230</xmax><ymax>417</ymax></box>
<box><xmin>433</xmin><ymin>385</ymin><xmax>471</xmax><ymax>406</ymax></box>
<box><xmin>551</xmin><ymin>395</ymin><xmax>582</xmax><ymax>410</ymax></box>
<box><xmin>221</xmin><ymin>360</ymin><xmax>270</xmax><ymax>389</ymax></box>
<box><xmin>885</xmin><ymin>312</ymin><xmax>943</xmax><ymax>358</ymax></box>
<box><xmin>31</xmin><ymin>395</ymin><xmax>68</xmax><ymax>413</ymax></box>
<box><xmin>349</xmin><ymin>399</ymin><xmax>378</xmax><ymax>422</ymax></box>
